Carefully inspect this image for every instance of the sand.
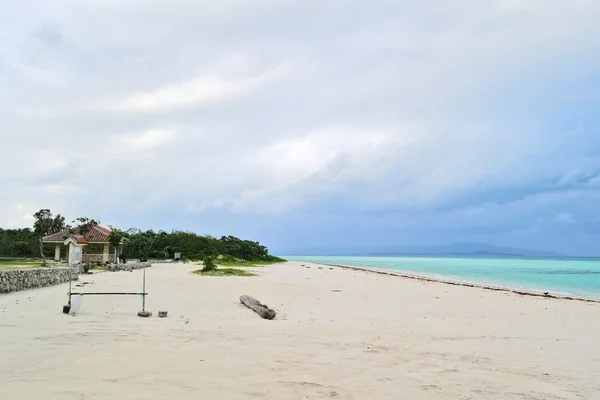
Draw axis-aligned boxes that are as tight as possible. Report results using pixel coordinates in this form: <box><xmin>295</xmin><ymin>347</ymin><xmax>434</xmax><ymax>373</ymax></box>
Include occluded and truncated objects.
<box><xmin>1</xmin><ymin>262</ymin><xmax>599</xmax><ymax>400</ymax></box>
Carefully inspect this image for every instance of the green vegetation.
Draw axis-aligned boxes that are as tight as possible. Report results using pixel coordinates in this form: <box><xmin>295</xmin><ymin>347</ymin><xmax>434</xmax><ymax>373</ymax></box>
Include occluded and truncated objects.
<box><xmin>191</xmin><ymin>253</ymin><xmax>284</xmax><ymax>277</ymax></box>
<box><xmin>0</xmin><ymin>229</ymin><xmax>38</xmax><ymax>257</ymax></box>
<box><xmin>119</xmin><ymin>231</ymin><xmax>279</xmax><ymax>263</ymax></box>
<box><xmin>217</xmin><ymin>254</ymin><xmax>286</xmax><ymax>267</ymax></box>
<box><xmin>1</xmin><ymin>208</ymin><xmax>282</xmax><ymax>265</ymax></box>
<box><xmin>107</xmin><ymin>225</ymin><xmax>127</xmax><ymax>263</ymax></box>
<box><xmin>192</xmin><ymin>268</ymin><xmax>256</xmax><ymax>277</ymax></box>
<box><xmin>33</xmin><ymin>209</ymin><xmax>66</xmax><ymax>265</ymax></box>
<box><xmin>0</xmin><ymin>259</ymin><xmax>47</xmax><ymax>270</ymax></box>
<box><xmin>202</xmin><ymin>255</ymin><xmax>217</xmax><ymax>272</ymax></box>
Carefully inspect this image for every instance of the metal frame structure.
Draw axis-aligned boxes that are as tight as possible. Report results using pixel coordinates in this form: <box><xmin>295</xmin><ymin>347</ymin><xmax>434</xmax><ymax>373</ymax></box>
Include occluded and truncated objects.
<box><xmin>63</xmin><ymin>268</ymin><xmax>148</xmax><ymax>314</ymax></box>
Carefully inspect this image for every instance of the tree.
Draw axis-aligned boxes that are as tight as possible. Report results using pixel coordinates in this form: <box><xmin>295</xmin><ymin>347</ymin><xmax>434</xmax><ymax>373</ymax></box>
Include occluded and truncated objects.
<box><xmin>124</xmin><ymin>236</ymin><xmax>154</xmax><ymax>262</ymax></box>
<box><xmin>202</xmin><ymin>255</ymin><xmax>217</xmax><ymax>272</ymax></box>
<box><xmin>72</xmin><ymin>217</ymin><xmax>100</xmax><ymax>237</ymax></box>
<box><xmin>0</xmin><ymin>228</ymin><xmax>36</xmax><ymax>257</ymax></box>
<box><xmin>14</xmin><ymin>241</ymin><xmax>31</xmax><ymax>256</ymax></box>
<box><xmin>219</xmin><ymin>235</ymin><xmax>269</xmax><ymax>260</ymax></box>
<box><xmin>33</xmin><ymin>209</ymin><xmax>66</xmax><ymax>265</ymax></box>
<box><xmin>107</xmin><ymin>226</ymin><xmax>127</xmax><ymax>265</ymax></box>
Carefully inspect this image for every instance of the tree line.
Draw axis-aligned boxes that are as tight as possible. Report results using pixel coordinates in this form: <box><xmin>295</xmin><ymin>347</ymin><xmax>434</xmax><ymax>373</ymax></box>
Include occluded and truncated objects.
<box><xmin>117</xmin><ymin>229</ymin><xmax>279</xmax><ymax>262</ymax></box>
<box><xmin>0</xmin><ymin>209</ymin><xmax>281</xmax><ymax>263</ymax></box>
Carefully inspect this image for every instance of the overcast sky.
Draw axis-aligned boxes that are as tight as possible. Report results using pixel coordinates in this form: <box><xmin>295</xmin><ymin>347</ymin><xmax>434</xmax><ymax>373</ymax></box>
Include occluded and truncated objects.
<box><xmin>1</xmin><ymin>1</ymin><xmax>600</xmax><ymax>255</ymax></box>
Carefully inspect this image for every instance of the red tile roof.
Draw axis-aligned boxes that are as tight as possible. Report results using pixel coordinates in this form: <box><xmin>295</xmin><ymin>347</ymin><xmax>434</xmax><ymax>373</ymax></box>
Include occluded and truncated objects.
<box><xmin>74</xmin><ymin>236</ymin><xmax>89</xmax><ymax>244</ymax></box>
<box><xmin>42</xmin><ymin>224</ymin><xmax>112</xmax><ymax>243</ymax></box>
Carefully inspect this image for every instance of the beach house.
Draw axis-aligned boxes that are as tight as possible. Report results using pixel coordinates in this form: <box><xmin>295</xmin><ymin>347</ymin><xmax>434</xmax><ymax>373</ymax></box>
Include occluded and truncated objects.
<box><xmin>42</xmin><ymin>224</ymin><xmax>122</xmax><ymax>266</ymax></box>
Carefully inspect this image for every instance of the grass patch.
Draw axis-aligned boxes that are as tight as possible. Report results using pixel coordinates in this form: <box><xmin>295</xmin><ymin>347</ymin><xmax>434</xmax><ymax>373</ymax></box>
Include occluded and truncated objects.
<box><xmin>192</xmin><ymin>268</ymin><xmax>256</xmax><ymax>277</ymax></box>
<box><xmin>217</xmin><ymin>255</ymin><xmax>286</xmax><ymax>267</ymax></box>
<box><xmin>0</xmin><ymin>259</ymin><xmax>47</xmax><ymax>270</ymax></box>
<box><xmin>93</xmin><ymin>265</ymin><xmax>108</xmax><ymax>271</ymax></box>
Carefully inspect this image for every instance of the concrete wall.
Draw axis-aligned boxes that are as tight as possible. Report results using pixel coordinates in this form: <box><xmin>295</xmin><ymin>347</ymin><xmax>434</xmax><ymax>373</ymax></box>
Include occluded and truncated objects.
<box><xmin>0</xmin><ymin>267</ymin><xmax>78</xmax><ymax>294</ymax></box>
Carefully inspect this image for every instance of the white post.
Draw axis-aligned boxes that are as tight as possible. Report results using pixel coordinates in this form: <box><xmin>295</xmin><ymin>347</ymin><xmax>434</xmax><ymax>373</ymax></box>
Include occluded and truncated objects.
<box><xmin>103</xmin><ymin>243</ymin><xmax>109</xmax><ymax>263</ymax></box>
<box><xmin>55</xmin><ymin>244</ymin><xmax>61</xmax><ymax>261</ymax></box>
<box><xmin>67</xmin><ymin>242</ymin><xmax>74</xmax><ymax>267</ymax></box>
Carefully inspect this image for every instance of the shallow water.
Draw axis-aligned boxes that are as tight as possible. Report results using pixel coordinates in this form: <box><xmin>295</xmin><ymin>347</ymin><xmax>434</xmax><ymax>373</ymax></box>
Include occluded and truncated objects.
<box><xmin>281</xmin><ymin>255</ymin><xmax>600</xmax><ymax>299</ymax></box>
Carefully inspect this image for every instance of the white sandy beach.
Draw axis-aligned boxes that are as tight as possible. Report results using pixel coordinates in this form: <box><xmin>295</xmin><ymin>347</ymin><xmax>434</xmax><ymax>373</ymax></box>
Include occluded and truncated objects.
<box><xmin>1</xmin><ymin>262</ymin><xmax>599</xmax><ymax>400</ymax></box>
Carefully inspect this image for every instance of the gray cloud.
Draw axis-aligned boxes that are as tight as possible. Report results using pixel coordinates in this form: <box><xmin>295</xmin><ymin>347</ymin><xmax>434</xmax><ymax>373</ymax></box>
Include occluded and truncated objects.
<box><xmin>1</xmin><ymin>0</ymin><xmax>600</xmax><ymax>255</ymax></box>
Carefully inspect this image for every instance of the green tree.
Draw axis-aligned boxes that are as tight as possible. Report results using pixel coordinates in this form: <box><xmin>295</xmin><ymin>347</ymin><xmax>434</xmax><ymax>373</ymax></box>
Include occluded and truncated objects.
<box><xmin>14</xmin><ymin>241</ymin><xmax>31</xmax><ymax>256</ymax></box>
<box><xmin>124</xmin><ymin>235</ymin><xmax>154</xmax><ymax>262</ymax></box>
<box><xmin>0</xmin><ymin>228</ymin><xmax>37</xmax><ymax>257</ymax></box>
<box><xmin>107</xmin><ymin>226</ymin><xmax>127</xmax><ymax>264</ymax></box>
<box><xmin>33</xmin><ymin>209</ymin><xmax>66</xmax><ymax>265</ymax></box>
<box><xmin>202</xmin><ymin>255</ymin><xmax>217</xmax><ymax>272</ymax></box>
<box><xmin>72</xmin><ymin>217</ymin><xmax>100</xmax><ymax>237</ymax></box>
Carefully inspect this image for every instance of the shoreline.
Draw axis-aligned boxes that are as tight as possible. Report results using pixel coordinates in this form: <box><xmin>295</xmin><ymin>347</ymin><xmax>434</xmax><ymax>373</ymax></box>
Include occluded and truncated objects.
<box><xmin>306</xmin><ymin>262</ymin><xmax>600</xmax><ymax>303</ymax></box>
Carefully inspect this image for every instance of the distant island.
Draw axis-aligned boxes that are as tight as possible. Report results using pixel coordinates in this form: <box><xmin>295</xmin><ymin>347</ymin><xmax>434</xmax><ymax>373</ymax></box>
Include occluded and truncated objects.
<box><xmin>279</xmin><ymin>243</ymin><xmax>565</xmax><ymax>258</ymax></box>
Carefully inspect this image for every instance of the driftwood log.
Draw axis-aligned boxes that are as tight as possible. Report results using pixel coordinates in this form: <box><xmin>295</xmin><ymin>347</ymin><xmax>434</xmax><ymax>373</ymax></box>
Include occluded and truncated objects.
<box><xmin>240</xmin><ymin>295</ymin><xmax>276</xmax><ymax>320</ymax></box>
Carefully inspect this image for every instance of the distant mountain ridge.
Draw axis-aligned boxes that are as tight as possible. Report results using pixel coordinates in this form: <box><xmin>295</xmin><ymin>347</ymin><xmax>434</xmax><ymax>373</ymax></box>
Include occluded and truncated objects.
<box><xmin>279</xmin><ymin>243</ymin><xmax>563</xmax><ymax>258</ymax></box>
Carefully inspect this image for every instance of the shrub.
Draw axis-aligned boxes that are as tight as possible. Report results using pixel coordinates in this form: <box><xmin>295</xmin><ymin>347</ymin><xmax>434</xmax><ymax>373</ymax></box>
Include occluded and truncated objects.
<box><xmin>202</xmin><ymin>255</ymin><xmax>217</xmax><ymax>272</ymax></box>
<box><xmin>218</xmin><ymin>254</ymin><xmax>239</xmax><ymax>263</ymax></box>
<box><xmin>193</xmin><ymin>268</ymin><xmax>256</xmax><ymax>277</ymax></box>
<box><xmin>266</xmin><ymin>255</ymin><xmax>286</xmax><ymax>262</ymax></box>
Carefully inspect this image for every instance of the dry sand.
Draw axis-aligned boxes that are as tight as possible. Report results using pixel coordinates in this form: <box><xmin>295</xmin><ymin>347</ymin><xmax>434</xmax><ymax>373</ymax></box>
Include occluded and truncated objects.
<box><xmin>1</xmin><ymin>262</ymin><xmax>599</xmax><ymax>400</ymax></box>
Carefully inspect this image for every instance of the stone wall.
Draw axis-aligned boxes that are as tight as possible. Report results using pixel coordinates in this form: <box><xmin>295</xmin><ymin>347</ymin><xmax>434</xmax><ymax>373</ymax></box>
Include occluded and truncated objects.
<box><xmin>0</xmin><ymin>267</ymin><xmax>78</xmax><ymax>294</ymax></box>
<box><xmin>106</xmin><ymin>262</ymin><xmax>152</xmax><ymax>272</ymax></box>
<box><xmin>125</xmin><ymin>259</ymin><xmax>172</xmax><ymax>264</ymax></box>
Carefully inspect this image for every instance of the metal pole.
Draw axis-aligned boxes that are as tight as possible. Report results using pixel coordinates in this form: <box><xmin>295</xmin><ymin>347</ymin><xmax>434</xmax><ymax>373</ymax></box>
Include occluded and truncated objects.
<box><xmin>68</xmin><ymin>292</ymin><xmax>148</xmax><ymax>296</ymax></box>
<box><xmin>142</xmin><ymin>269</ymin><xmax>146</xmax><ymax>312</ymax></box>
<box><xmin>68</xmin><ymin>265</ymin><xmax>73</xmax><ymax>305</ymax></box>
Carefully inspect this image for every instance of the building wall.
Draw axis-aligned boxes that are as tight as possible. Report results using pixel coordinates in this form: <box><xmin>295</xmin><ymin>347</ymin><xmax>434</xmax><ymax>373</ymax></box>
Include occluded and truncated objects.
<box><xmin>0</xmin><ymin>267</ymin><xmax>78</xmax><ymax>294</ymax></box>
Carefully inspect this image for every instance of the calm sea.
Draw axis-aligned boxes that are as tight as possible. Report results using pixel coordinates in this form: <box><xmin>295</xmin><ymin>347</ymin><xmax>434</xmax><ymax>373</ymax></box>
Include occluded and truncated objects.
<box><xmin>281</xmin><ymin>255</ymin><xmax>600</xmax><ymax>299</ymax></box>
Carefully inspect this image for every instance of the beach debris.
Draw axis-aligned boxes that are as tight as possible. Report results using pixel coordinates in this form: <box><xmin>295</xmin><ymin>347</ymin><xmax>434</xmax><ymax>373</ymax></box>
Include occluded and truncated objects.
<box><xmin>137</xmin><ymin>311</ymin><xmax>152</xmax><ymax>318</ymax></box>
<box><xmin>240</xmin><ymin>295</ymin><xmax>276</xmax><ymax>320</ymax></box>
<box><xmin>158</xmin><ymin>310</ymin><xmax>168</xmax><ymax>318</ymax></box>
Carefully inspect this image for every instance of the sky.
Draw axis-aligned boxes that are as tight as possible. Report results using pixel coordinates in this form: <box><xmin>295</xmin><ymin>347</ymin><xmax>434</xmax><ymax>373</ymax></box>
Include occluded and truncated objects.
<box><xmin>1</xmin><ymin>0</ymin><xmax>600</xmax><ymax>256</ymax></box>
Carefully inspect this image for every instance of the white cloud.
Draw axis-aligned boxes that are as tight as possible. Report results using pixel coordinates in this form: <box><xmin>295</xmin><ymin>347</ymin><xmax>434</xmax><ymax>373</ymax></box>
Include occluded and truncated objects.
<box><xmin>1</xmin><ymin>0</ymin><xmax>600</xmax><ymax>243</ymax></box>
<box><xmin>122</xmin><ymin>129</ymin><xmax>176</xmax><ymax>150</ymax></box>
<box><xmin>101</xmin><ymin>64</ymin><xmax>290</xmax><ymax>115</ymax></box>
<box><xmin>23</xmin><ymin>63</ymin><xmax>291</xmax><ymax>118</ymax></box>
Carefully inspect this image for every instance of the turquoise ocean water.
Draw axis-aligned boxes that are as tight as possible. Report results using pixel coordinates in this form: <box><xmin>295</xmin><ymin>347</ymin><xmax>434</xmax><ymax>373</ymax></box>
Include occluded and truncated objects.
<box><xmin>281</xmin><ymin>255</ymin><xmax>600</xmax><ymax>299</ymax></box>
